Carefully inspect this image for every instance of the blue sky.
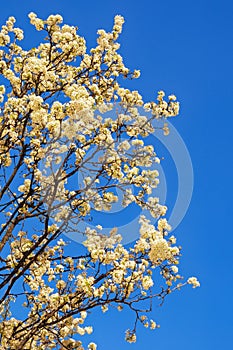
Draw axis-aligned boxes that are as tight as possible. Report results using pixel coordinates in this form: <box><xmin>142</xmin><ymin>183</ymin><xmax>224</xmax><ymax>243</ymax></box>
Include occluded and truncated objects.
<box><xmin>1</xmin><ymin>0</ymin><xmax>233</xmax><ymax>349</ymax></box>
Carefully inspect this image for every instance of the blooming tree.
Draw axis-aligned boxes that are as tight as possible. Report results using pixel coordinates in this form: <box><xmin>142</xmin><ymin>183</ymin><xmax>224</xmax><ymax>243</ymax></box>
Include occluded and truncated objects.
<box><xmin>0</xmin><ymin>13</ymin><xmax>199</xmax><ymax>349</ymax></box>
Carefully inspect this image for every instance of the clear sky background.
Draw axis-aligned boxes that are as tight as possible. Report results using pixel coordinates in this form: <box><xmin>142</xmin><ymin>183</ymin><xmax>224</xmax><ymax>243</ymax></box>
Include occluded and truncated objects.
<box><xmin>1</xmin><ymin>1</ymin><xmax>233</xmax><ymax>349</ymax></box>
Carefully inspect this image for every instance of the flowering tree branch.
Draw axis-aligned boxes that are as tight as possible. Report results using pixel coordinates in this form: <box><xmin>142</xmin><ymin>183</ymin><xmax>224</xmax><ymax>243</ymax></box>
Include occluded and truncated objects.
<box><xmin>0</xmin><ymin>13</ymin><xmax>199</xmax><ymax>349</ymax></box>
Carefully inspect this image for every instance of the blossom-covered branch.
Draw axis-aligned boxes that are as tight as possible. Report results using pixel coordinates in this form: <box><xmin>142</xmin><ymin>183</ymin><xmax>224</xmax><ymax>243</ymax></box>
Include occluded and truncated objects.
<box><xmin>0</xmin><ymin>13</ymin><xmax>199</xmax><ymax>349</ymax></box>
